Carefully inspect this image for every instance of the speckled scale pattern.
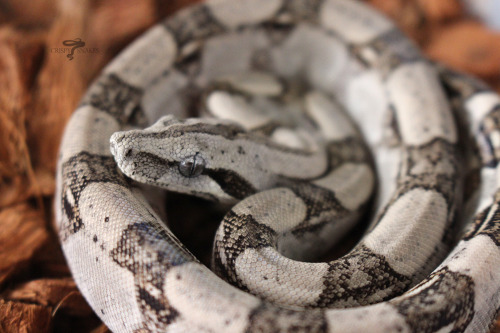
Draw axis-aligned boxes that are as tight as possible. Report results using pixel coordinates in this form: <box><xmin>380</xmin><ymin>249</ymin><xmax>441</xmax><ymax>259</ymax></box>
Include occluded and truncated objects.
<box><xmin>56</xmin><ymin>0</ymin><xmax>500</xmax><ymax>332</ymax></box>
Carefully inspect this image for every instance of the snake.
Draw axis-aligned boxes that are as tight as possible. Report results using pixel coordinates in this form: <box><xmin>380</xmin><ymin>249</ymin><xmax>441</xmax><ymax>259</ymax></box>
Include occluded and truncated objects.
<box><xmin>55</xmin><ymin>0</ymin><xmax>500</xmax><ymax>332</ymax></box>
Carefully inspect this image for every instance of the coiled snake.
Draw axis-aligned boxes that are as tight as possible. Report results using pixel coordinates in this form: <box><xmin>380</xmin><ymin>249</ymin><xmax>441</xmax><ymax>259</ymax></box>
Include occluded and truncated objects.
<box><xmin>56</xmin><ymin>0</ymin><xmax>500</xmax><ymax>332</ymax></box>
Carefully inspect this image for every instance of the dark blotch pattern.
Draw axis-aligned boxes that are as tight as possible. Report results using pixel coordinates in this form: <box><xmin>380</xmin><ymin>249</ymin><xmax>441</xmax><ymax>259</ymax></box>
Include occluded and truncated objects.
<box><xmin>324</xmin><ymin>137</ymin><xmax>373</xmax><ymax>172</ymax></box>
<box><xmin>60</xmin><ymin>152</ymin><xmax>128</xmax><ymax>240</ymax></box>
<box><xmin>110</xmin><ymin>221</ymin><xmax>192</xmax><ymax>328</ymax></box>
<box><xmin>391</xmin><ymin>268</ymin><xmax>475</xmax><ymax>332</ymax></box>
<box><xmin>283</xmin><ymin>181</ymin><xmax>350</xmax><ymax>232</ymax></box>
<box><xmin>127</xmin><ymin>151</ymin><xmax>175</xmax><ymax>182</ymax></box>
<box><xmin>370</xmin><ymin>138</ymin><xmax>460</xmax><ymax>239</ymax></box>
<box><xmin>204</xmin><ymin>168</ymin><xmax>257</xmax><ymax>200</ymax></box>
<box><xmin>163</xmin><ymin>4</ymin><xmax>224</xmax><ymax>48</ymax></box>
<box><xmin>213</xmin><ymin>211</ymin><xmax>277</xmax><ymax>290</ymax></box>
<box><xmin>111</xmin><ymin>222</ymin><xmax>190</xmax><ymax>287</ymax></box>
<box><xmin>80</xmin><ymin>73</ymin><xmax>146</xmax><ymax>126</ymax></box>
<box><xmin>279</xmin><ymin>0</ymin><xmax>325</xmax><ymax>21</ymax></box>
<box><xmin>247</xmin><ymin>304</ymin><xmax>327</xmax><ymax>333</ymax></box>
<box><xmin>464</xmin><ymin>201</ymin><xmax>500</xmax><ymax>247</ymax></box>
<box><xmin>374</xmin><ymin>29</ymin><xmax>421</xmax><ymax>73</ymax></box>
<box><xmin>479</xmin><ymin>107</ymin><xmax>500</xmax><ymax>166</ymax></box>
<box><xmin>316</xmin><ymin>245</ymin><xmax>412</xmax><ymax>308</ymax></box>
<box><xmin>400</xmin><ymin>139</ymin><xmax>460</xmax><ymax>210</ymax></box>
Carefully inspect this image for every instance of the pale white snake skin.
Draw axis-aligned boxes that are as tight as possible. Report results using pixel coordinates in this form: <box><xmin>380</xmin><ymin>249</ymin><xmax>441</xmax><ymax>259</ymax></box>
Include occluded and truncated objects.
<box><xmin>55</xmin><ymin>0</ymin><xmax>500</xmax><ymax>332</ymax></box>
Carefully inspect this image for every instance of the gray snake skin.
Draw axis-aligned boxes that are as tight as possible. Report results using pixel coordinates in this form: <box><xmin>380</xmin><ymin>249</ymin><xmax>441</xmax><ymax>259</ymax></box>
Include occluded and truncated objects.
<box><xmin>56</xmin><ymin>0</ymin><xmax>500</xmax><ymax>332</ymax></box>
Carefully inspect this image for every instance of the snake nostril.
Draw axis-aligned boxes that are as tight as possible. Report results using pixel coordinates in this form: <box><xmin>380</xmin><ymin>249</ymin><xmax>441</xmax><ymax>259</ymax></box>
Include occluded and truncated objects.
<box><xmin>125</xmin><ymin>148</ymin><xmax>133</xmax><ymax>158</ymax></box>
<box><xmin>114</xmin><ymin>133</ymin><xmax>125</xmax><ymax>144</ymax></box>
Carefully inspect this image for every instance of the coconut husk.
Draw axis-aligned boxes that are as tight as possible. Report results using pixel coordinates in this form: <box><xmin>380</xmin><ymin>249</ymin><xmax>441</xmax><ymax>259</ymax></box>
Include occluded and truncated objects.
<box><xmin>0</xmin><ymin>0</ymin><xmax>498</xmax><ymax>331</ymax></box>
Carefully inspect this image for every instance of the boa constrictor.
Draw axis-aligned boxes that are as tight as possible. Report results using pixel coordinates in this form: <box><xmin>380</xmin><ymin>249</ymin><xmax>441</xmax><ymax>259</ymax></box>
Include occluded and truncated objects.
<box><xmin>56</xmin><ymin>0</ymin><xmax>500</xmax><ymax>332</ymax></box>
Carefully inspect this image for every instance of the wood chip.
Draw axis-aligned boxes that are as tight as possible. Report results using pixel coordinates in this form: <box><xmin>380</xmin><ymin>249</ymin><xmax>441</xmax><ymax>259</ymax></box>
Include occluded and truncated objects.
<box><xmin>367</xmin><ymin>0</ymin><xmax>426</xmax><ymax>41</ymax></box>
<box><xmin>0</xmin><ymin>299</ymin><xmax>51</xmax><ymax>333</ymax></box>
<box><xmin>6</xmin><ymin>278</ymin><xmax>93</xmax><ymax>317</ymax></box>
<box><xmin>0</xmin><ymin>28</ymin><xmax>44</xmax><ymax>208</ymax></box>
<box><xmin>0</xmin><ymin>0</ymin><xmax>57</xmax><ymax>27</ymax></box>
<box><xmin>0</xmin><ymin>204</ymin><xmax>49</xmax><ymax>288</ymax></box>
<box><xmin>426</xmin><ymin>20</ymin><xmax>500</xmax><ymax>80</ymax></box>
<box><xmin>494</xmin><ymin>320</ymin><xmax>500</xmax><ymax>333</ymax></box>
<box><xmin>417</xmin><ymin>0</ymin><xmax>463</xmax><ymax>21</ymax></box>
<box><xmin>89</xmin><ymin>323</ymin><xmax>112</xmax><ymax>333</ymax></box>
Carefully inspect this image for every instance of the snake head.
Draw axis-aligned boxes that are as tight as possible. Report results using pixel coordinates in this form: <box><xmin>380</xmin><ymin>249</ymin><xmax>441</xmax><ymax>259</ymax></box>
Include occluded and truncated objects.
<box><xmin>110</xmin><ymin>115</ymin><xmax>258</xmax><ymax>203</ymax></box>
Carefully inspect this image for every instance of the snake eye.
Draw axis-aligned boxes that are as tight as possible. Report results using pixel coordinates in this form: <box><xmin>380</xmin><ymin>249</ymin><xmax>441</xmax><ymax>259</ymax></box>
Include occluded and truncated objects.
<box><xmin>178</xmin><ymin>153</ymin><xmax>205</xmax><ymax>178</ymax></box>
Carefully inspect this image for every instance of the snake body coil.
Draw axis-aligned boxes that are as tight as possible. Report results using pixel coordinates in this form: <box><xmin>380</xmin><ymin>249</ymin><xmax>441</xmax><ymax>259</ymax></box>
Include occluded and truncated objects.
<box><xmin>56</xmin><ymin>0</ymin><xmax>500</xmax><ymax>332</ymax></box>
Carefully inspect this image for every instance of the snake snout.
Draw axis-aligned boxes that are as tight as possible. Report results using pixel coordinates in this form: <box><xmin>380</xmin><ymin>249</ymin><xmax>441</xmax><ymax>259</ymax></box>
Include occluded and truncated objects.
<box><xmin>109</xmin><ymin>132</ymin><xmax>122</xmax><ymax>158</ymax></box>
<box><xmin>109</xmin><ymin>138</ymin><xmax>117</xmax><ymax>157</ymax></box>
<box><xmin>109</xmin><ymin>132</ymin><xmax>133</xmax><ymax>166</ymax></box>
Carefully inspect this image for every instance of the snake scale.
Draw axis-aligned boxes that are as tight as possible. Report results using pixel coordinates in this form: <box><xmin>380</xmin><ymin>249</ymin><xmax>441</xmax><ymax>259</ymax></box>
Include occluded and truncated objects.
<box><xmin>56</xmin><ymin>0</ymin><xmax>500</xmax><ymax>332</ymax></box>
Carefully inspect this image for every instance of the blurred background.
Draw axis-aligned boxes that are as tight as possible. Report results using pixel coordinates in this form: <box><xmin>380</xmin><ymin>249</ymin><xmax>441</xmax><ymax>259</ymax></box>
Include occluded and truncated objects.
<box><xmin>0</xmin><ymin>0</ymin><xmax>499</xmax><ymax>331</ymax></box>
